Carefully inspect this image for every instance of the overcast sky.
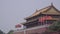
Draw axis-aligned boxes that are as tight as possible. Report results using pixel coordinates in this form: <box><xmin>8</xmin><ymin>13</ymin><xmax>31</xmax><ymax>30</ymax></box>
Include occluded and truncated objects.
<box><xmin>0</xmin><ymin>0</ymin><xmax>60</xmax><ymax>33</ymax></box>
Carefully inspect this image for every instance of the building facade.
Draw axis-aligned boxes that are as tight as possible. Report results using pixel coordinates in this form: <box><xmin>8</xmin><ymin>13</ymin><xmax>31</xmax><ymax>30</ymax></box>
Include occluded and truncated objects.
<box><xmin>14</xmin><ymin>4</ymin><xmax>60</xmax><ymax>34</ymax></box>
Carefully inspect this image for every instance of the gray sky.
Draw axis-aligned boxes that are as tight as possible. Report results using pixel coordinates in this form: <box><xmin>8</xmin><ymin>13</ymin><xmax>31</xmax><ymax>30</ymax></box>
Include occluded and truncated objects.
<box><xmin>0</xmin><ymin>0</ymin><xmax>60</xmax><ymax>33</ymax></box>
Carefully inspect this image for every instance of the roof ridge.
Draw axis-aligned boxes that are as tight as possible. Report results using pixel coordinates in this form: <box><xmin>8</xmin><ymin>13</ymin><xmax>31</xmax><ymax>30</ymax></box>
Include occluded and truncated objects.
<box><xmin>24</xmin><ymin>6</ymin><xmax>51</xmax><ymax>19</ymax></box>
<box><xmin>24</xmin><ymin>4</ymin><xmax>60</xmax><ymax>19</ymax></box>
<box><xmin>38</xmin><ymin>6</ymin><xmax>51</xmax><ymax>11</ymax></box>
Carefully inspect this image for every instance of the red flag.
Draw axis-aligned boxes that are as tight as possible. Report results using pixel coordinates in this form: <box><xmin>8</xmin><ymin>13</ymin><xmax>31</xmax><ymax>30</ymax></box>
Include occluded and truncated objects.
<box><xmin>15</xmin><ymin>24</ymin><xmax>21</xmax><ymax>28</ymax></box>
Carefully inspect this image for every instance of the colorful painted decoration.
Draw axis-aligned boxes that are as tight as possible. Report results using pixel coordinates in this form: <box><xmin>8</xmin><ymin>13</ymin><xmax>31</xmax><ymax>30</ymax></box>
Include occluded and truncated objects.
<box><xmin>39</xmin><ymin>16</ymin><xmax>52</xmax><ymax>22</ymax></box>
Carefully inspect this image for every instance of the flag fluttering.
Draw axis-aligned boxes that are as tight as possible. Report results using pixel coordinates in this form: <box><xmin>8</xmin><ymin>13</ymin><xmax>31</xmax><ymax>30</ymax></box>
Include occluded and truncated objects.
<box><xmin>15</xmin><ymin>24</ymin><xmax>24</xmax><ymax>30</ymax></box>
<box><xmin>15</xmin><ymin>24</ymin><xmax>21</xmax><ymax>28</ymax></box>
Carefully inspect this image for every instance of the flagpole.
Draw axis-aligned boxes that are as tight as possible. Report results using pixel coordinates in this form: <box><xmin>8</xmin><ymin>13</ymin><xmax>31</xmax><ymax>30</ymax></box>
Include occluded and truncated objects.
<box><xmin>24</xmin><ymin>30</ymin><xmax>26</xmax><ymax>34</ymax></box>
<box><xmin>24</xmin><ymin>26</ymin><xmax>26</xmax><ymax>34</ymax></box>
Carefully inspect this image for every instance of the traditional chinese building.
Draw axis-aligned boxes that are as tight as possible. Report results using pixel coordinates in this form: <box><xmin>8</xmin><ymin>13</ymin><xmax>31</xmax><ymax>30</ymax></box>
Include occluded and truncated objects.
<box><xmin>14</xmin><ymin>4</ymin><xmax>60</xmax><ymax>34</ymax></box>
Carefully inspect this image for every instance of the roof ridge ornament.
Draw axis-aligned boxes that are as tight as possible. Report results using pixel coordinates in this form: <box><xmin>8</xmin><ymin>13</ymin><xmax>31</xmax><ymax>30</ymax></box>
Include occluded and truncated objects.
<box><xmin>51</xmin><ymin>2</ymin><xmax>54</xmax><ymax>7</ymax></box>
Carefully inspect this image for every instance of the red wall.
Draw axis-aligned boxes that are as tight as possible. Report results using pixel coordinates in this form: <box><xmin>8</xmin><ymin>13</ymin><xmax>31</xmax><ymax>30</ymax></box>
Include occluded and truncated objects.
<box><xmin>14</xmin><ymin>27</ymin><xmax>47</xmax><ymax>34</ymax></box>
